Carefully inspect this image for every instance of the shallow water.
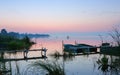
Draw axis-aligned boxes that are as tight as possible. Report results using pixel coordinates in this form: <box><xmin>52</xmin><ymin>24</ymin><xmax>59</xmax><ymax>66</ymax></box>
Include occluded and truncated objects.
<box><xmin>0</xmin><ymin>35</ymin><xmax>120</xmax><ymax>75</ymax></box>
<box><xmin>2</xmin><ymin>53</ymin><xmax>120</xmax><ymax>75</ymax></box>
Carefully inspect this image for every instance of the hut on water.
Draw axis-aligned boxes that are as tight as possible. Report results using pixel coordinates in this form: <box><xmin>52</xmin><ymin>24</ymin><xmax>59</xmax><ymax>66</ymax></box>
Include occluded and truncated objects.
<box><xmin>64</xmin><ymin>44</ymin><xmax>97</xmax><ymax>53</ymax></box>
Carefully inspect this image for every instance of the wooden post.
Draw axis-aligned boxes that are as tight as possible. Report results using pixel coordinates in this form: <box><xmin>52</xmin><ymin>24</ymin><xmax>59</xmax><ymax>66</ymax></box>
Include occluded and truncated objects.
<box><xmin>41</xmin><ymin>49</ymin><xmax>43</xmax><ymax>57</ymax></box>
<box><xmin>42</xmin><ymin>48</ymin><xmax>47</xmax><ymax>57</ymax></box>
<box><xmin>62</xmin><ymin>40</ymin><xmax>64</xmax><ymax>50</ymax></box>
<box><xmin>23</xmin><ymin>50</ymin><xmax>25</xmax><ymax>58</ymax></box>
<box><xmin>24</xmin><ymin>49</ymin><xmax>28</xmax><ymax>58</ymax></box>
<box><xmin>44</xmin><ymin>48</ymin><xmax>47</xmax><ymax>57</ymax></box>
<box><xmin>87</xmin><ymin>47</ymin><xmax>90</xmax><ymax>53</ymax></box>
<box><xmin>62</xmin><ymin>40</ymin><xmax>64</xmax><ymax>55</ymax></box>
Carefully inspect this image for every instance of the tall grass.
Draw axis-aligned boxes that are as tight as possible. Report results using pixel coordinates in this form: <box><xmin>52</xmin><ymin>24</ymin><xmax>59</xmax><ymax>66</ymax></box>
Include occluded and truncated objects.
<box><xmin>97</xmin><ymin>55</ymin><xmax>110</xmax><ymax>72</ymax></box>
<box><xmin>50</xmin><ymin>51</ymin><xmax>75</xmax><ymax>57</ymax></box>
<box><xmin>50</xmin><ymin>51</ymin><xmax>61</xmax><ymax>57</ymax></box>
<box><xmin>96</xmin><ymin>55</ymin><xmax>120</xmax><ymax>75</ymax></box>
<box><xmin>28</xmin><ymin>61</ymin><xmax>65</xmax><ymax>75</ymax></box>
<box><xmin>50</xmin><ymin>51</ymin><xmax>75</xmax><ymax>61</ymax></box>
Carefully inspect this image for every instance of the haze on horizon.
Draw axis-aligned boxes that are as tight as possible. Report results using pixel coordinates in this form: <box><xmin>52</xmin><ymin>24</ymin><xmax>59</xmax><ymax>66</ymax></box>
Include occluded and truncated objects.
<box><xmin>0</xmin><ymin>0</ymin><xmax>120</xmax><ymax>33</ymax></box>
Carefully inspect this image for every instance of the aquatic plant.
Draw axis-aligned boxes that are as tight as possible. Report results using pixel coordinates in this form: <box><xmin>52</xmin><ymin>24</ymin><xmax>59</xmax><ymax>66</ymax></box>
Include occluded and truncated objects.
<box><xmin>50</xmin><ymin>51</ymin><xmax>61</xmax><ymax>57</ymax></box>
<box><xmin>97</xmin><ymin>55</ymin><xmax>110</xmax><ymax>72</ymax></box>
<box><xmin>50</xmin><ymin>51</ymin><xmax>75</xmax><ymax>62</ymax></box>
<box><xmin>63</xmin><ymin>52</ymin><xmax>75</xmax><ymax>61</ymax></box>
<box><xmin>109</xmin><ymin>25</ymin><xmax>120</xmax><ymax>46</ymax></box>
<box><xmin>97</xmin><ymin>55</ymin><xmax>120</xmax><ymax>75</ymax></box>
<box><xmin>63</xmin><ymin>51</ymin><xmax>75</xmax><ymax>58</ymax></box>
<box><xmin>28</xmin><ymin>61</ymin><xmax>65</xmax><ymax>75</ymax></box>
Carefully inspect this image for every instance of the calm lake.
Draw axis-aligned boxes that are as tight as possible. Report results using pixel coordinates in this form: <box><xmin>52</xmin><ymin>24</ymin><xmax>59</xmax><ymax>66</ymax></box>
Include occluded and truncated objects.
<box><xmin>1</xmin><ymin>34</ymin><xmax>120</xmax><ymax>75</ymax></box>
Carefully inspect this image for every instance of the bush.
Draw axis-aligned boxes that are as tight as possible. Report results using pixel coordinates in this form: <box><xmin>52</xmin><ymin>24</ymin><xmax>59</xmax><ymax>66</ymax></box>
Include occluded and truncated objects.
<box><xmin>8</xmin><ymin>41</ymin><xmax>26</xmax><ymax>50</ymax></box>
<box><xmin>0</xmin><ymin>35</ymin><xmax>35</xmax><ymax>50</ymax></box>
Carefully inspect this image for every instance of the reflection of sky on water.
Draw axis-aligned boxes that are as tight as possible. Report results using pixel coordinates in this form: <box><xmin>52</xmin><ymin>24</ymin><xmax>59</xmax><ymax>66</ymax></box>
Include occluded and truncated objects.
<box><xmin>2</xmin><ymin>52</ymin><xmax>120</xmax><ymax>75</ymax></box>
<box><xmin>63</xmin><ymin>54</ymin><xmax>100</xmax><ymax>75</ymax></box>
<box><xmin>30</xmin><ymin>33</ymin><xmax>112</xmax><ymax>55</ymax></box>
<box><xmin>2</xmin><ymin>34</ymin><xmax>118</xmax><ymax>75</ymax></box>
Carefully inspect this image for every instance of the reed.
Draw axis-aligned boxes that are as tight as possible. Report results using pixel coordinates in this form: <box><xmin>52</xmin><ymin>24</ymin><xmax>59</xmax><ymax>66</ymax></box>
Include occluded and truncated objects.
<box><xmin>50</xmin><ymin>51</ymin><xmax>62</xmax><ymax>57</ymax></box>
<box><xmin>29</xmin><ymin>61</ymin><xmax>65</xmax><ymax>75</ymax></box>
<box><xmin>97</xmin><ymin>55</ymin><xmax>109</xmax><ymax>72</ymax></box>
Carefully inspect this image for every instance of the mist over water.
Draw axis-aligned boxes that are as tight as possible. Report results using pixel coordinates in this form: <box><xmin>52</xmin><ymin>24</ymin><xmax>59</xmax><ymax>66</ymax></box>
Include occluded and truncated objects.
<box><xmin>1</xmin><ymin>32</ymin><xmax>120</xmax><ymax>75</ymax></box>
<box><xmin>31</xmin><ymin>32</ymin><xmax>111</xmax><ymax>54</ymax></box>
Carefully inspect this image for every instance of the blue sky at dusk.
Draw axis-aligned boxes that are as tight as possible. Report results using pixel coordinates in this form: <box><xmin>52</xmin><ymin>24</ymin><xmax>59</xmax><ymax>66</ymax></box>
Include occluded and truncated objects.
<box><xmin>0</xmin><ymin>0</ymin><xmax>120</xmax><ymax>33</ymax></box>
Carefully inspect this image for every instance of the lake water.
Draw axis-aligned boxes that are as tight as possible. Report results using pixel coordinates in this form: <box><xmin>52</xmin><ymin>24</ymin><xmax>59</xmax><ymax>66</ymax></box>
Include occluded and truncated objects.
<box><xmin>1</xmin><ymin>34</ymin><xmax>120</xmax><ymax>75</ymax></box>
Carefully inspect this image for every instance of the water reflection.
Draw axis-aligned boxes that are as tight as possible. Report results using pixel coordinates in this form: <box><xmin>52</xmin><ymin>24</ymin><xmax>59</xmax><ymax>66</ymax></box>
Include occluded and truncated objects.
<box><xmin>26</xmin><ymin>60</ymin><xmax>65</xmax><ymax>75</ymax></box>
<box><xmin>0</xmin><ymin>51</ymin><xmax>120</xmax><ymax>75</ymax></box>
<box><xmin>0</xmin><ymin>51</ymin><xmax>47</xmax><ymax>75</ymax></box>
<box><xmin>0</xmin><ymin>52</ymin><xmax>23</xmax><ymax>75</ymax></box>
<box><xmin>50</xmin><ymin>51</ymin><xmax>75</xmax><ymax>62</ymax></box>
<box><xmin>0</xmin><ymin>35</ymin><xmax>120</xmax><ymax>75</ymax></box>
<box><xmin>96</xmin><ymin>55</ymin><xmax>120</xmax><ymax>75</ymax></box>
<box><xmin>0</xmin><ymin>52</ymin><xmax>11</xmax><ymax>75</ymax></box>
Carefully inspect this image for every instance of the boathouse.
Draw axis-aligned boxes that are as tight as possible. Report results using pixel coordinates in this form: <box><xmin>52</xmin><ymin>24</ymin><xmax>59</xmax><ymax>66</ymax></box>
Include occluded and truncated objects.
<box><xmin>64</xmin><ymin>44</ymin><xmax>97</xmax><ymax>53</ymax></box>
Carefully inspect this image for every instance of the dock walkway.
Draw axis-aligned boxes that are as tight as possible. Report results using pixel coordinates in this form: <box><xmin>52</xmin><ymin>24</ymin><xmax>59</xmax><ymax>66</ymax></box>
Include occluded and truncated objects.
<box><xmin>0</xmin><ymin>48</ymin><xmax>47</xmax><ymax>62</ymax></box>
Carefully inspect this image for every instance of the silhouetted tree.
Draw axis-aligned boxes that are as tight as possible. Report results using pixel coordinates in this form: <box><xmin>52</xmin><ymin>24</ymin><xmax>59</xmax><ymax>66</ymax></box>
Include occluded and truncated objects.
<box><xmin>1</xmin><ymin>29</ymin><xmax>7</xmax><ymax>34</ymax></box>
<box><xmin>109</xmin><ymin>26</ymin><xmax>120</xmax><ymax>46</ymax></box>
<box><xmin>22</xmin><ymin>36</ymin><xmax>35</xmax><ymax>49</ymax></box>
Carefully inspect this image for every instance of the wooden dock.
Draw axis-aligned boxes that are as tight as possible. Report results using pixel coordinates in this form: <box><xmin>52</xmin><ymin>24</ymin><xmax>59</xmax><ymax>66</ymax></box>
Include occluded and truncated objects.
<box><xmin>0</xmin><ymin>49</ymin><xmax>44</xmax><ymax>53</ymax></box>
<box><xmin>0</xmin><ymin>48</ymin><xmax>47</xmax><ymax>62</ymax></box>
<box><xmin>2</xmin><ymin>56</ymin><xmax>47</xmax><ymax>62</ymax></box>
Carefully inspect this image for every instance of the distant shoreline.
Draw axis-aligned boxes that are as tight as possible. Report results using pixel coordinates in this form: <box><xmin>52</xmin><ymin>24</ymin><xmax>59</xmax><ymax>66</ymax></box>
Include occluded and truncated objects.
<box><xmin>0</xmin><ymin>28</ymin><xmax>50</xmax><ymax>38</ymax></box>
<box><xmin>20</xmin><ymin>33</ymin><xmax>50</xmax><ymax>38</ymax></box>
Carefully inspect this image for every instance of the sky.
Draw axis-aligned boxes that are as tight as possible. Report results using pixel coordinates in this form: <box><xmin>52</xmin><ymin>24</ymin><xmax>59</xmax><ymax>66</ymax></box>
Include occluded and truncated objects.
<box><xmin>0</xmin><ymin>0</ymin><xmax>120</xmax><ymax>33</ymax></box>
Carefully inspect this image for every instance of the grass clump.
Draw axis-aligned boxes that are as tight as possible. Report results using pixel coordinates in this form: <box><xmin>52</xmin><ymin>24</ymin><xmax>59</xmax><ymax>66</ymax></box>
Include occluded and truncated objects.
<box><xmin>97</xmin><ymin>55</ymin><xmax>109</xmax><ymax>72</ymax></box>
<box><xmin>50</xmin><ymin>51</ymin><xmax>61</xmax><ymax>57</ymax></box>
<box><xmin>29</xmin><ymin>61</ymin><xmax>65</xmax><ymax>75</ymax></box>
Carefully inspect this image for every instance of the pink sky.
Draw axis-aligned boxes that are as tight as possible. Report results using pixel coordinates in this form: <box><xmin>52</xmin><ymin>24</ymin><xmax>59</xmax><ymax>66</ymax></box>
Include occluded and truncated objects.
<box><xmin>0</xmin><ymin>16</ymin><xmax>118</xmax><ymax>33</ymax></box>
<box><xmin>0</xmin><ymin>0</ymin><xmax>120</xmax><ymax>33</ymax></box>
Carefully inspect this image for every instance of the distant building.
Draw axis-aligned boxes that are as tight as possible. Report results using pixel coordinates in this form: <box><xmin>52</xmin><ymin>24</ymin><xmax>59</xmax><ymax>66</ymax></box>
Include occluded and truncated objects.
<box><xmin>101</xmin><ymin>43</ymin><xmax>110</xmax><ymax>47</ymax></box>
<box><xmin>64</xmin><ymin>44</ymin><xmax>97</xmax><ymax>53</ymax></box>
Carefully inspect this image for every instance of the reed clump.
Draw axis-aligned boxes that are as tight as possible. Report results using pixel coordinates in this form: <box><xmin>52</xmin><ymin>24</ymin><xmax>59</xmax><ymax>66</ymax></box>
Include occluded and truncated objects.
<box><xmin>30</xmin><ymin>61</ymin><xmax>65</xmax><ymax>75</ymax></box>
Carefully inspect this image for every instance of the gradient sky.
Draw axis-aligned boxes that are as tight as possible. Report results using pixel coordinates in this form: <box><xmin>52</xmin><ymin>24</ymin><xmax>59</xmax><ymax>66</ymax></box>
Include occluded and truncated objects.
<box><xmin>0</xmin><ymin>0</ymin><xmax>120</xmax><ymax>33</ymax></box>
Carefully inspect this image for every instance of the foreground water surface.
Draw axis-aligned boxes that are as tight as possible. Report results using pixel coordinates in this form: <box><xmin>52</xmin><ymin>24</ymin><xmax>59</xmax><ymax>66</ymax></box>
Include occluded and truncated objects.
<box><xmin>0</xmin><ymin>35</ymin><xmax>120</xmax><ymax>75</ymax></box>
